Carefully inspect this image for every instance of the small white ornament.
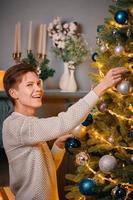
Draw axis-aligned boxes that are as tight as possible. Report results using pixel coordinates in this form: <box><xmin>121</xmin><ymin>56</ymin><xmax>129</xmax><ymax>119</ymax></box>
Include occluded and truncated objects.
<box><xmin>100</xmin><ymin>43</ymin><xmax>108</xmax><ymax>53</ymax></box>
<box><xmin>114</xmin><ymin>44</ymin><xmax>124</xmax><ymax>55</ymax></box>
<box><xmin>99</xmin><ymin>155</ymin><xmax>117</xmax><ymax>173</ymax></box>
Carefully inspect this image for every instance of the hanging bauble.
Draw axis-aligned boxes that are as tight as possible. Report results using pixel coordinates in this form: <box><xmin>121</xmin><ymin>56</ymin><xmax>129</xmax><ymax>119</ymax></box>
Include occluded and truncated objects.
<box><xmin>114</xmin><ymin>44</ymin><xmax>124</xmax><ymax>55</ymax></box>
<box><xmin>114</xmin><ymin>10</ymin><xmax>128</xmax><ymax>25</ymax></box>
<box><xmin>82</xmin><ymin>114</ymin><xmax>93</xmax><ymax>126</ymax></box>
<box><xmin>97</xmin><ymin>25</ymin><xmax>103</xmax><ymax>33</ymax></box>
<box><xmin>91</xmin><ymin>52</ymin><xmax>98</xmax><ymax>62</ymax></box>
<box><xmin>79</xmin><ymin>178</ymin><xmax>96</xmax><ymax>196</ymax></box>
<box><xmin>97</xmin><ymin>101</ymin><xmax>108</xmax><ymax>112</ymax></box>
<box><xmin>108</xmin><ymin>135</ymin><xmax>114</xmax><ymax>143</ymax></box>
<box><xmin>130</xmin><ymin>129</ymin><xmax>133</xmax><ymax>139</ymax></box>
<box><xmin>115</xmin><ymin>186</ymin><xmax>127</xmax><ymax>198</ymax></box>
<box><xmin>112</xmin><ymin>29</ymin><xmax>117</xmax><ymax>36</ymax></box>
<box><xmin>100</xmin><ymin>43</ymin><xmax>108</xmax><ymax>53</ymax></box>
<box><xmin>65</xmin><ymin>137</ymin><xmax>81</xmax><ymax>154</ymax></box>
<box><xmin>127</xmin><ymin>29</ymin><xmax>132</xmax><ymax>37</ymax></box>
<box><xmin>116</xmin><ymin>80</ymin><xmax>131</xmax><ymax>95</ymax></box>
<box><xmin>131</xmin><ymin>155</ymin><xmax>133</xmax><ymax>162</ymax></box>
<box><xmin>71</xmin><ymin>124</ymin><xmax>87</xmax><ymax>138</ymax></box>
<box><xmin>99</xmin><ymin>155</ymin><xmax>117</xmax><ymax>173</ymax></box>
<box><xmin>76</xmin><ymin>151</ymin><xmax>90</xmax><ymax>166</ymax></box>
<box><xmin>111</xmin><ymin>186</ymin><xmax>118</xmax><ymax>196</ymax></box>
<box><xmin>96</xmin><ymin>37</ymin><xmax>101</xmax><ymax>45</ymax></box>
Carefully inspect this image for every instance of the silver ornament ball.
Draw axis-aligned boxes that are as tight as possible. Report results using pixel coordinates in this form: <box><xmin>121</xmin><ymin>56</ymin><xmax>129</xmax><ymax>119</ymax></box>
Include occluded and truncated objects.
<box><xmin>97</xmin><ymin>101</ymin><xmax>107</xmax><ymax>112</ymax></box>
<box><xmin>131</xmin><ymin>155</ymin><xmax>133</xmax><ymax>162</ymax></box>
<box><xmin>76</xmin><ymin>151</ymin><xmax>90</xmax><ymax>166</ymax></box>
<box><xmin>116</xmin><ymin>80</ymin><xmax>131</xmax><ymax>95</ymax></box>
<box><xmin>99</xmin><ymin>155</ymin><xmax>117</xmax><ymax>173</ymax></box>
<box><xmin>108</xmin><ymin>135</ymin><xmax>114</xmax><ymax>143</ymax></box>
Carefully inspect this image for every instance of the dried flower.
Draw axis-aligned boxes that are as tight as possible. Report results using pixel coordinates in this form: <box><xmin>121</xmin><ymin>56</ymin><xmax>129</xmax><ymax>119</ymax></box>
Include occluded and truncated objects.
<box><xmin>48</xmin><ymin>17</ymin><xmax>89</xmax><ymax>67</ymax></box>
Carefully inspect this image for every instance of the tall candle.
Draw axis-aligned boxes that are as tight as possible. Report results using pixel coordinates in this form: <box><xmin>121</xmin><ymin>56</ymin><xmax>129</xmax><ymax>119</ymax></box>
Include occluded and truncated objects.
<box><xmin>38</xmin><ymin>24</ymin><xmax>43</xmax><ymax>54</ymax></box>
<box><xmin>42</xmin><ymin>24</ymin><xmax>47</xmax><ymax>55</ymax></box>
<box><xmin>17</xmin><ymin>22</ymin><xmax>21</xmax><ymax>53</ymax></box>
<box><xmin>28</xmin><ymin>21</ymin><xmax>32</xmax><ymax>51</ymax></box>
<box><xmin>14</xmin><ymin>24</ymin><xmax>18</xmax><ymax>53</ymax></box>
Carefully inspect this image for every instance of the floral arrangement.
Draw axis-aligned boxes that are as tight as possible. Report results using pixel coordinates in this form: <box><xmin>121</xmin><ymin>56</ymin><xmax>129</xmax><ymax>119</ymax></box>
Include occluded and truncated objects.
<box><xmin>48</xmin><ymin>17</ymin><xmax>89</xmax><ymax>69</ymax></box>
<box><xmin>21</xmin><ymin>52</ymin><xmax>55</xmax><ymax>81</ymax></box>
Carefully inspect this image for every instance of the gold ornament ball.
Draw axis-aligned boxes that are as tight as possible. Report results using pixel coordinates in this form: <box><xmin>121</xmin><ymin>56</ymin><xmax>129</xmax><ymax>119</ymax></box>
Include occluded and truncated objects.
<box><xmin>72</xmin><ymin>124</ymin><xmax>87</xmax><ymax>138</ymax></box>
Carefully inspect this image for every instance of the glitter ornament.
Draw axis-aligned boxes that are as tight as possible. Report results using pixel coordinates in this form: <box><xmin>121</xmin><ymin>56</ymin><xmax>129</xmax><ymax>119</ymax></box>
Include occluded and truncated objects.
<box><xmin>99</xmin><ymin>155</ymin><xmax>117</xmax><ymax>173</ymax></box>
<box><xmin>76</xmin><ymin>152</ymin><xmax>90</xmax><ymax>166</ymax></box>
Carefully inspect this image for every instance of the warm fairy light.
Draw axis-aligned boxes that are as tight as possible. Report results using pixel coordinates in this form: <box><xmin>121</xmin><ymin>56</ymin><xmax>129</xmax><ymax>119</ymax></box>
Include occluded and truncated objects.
<box><xmin>98</xmin><ymin>69</ymin><xmax>104</xmax><ymax>78</ymax></box>
<box><xmin>90</xmin><ymin>128</ymin><xmax>133</xmax><ymax>151</ymax></box>
<box><xmin>86</xmin><ymin>163</ymin><xmax>118</xmax><ymax>184</ymax></box>
<box><xmin>109</xmin><ymin>20</ymin><xmax>125</xmax><ymax>28</ymax></box>
<box><xmin>108</xmin><ymin>109</ymin><xmax>133</xmax><ymax>122</ymax></box>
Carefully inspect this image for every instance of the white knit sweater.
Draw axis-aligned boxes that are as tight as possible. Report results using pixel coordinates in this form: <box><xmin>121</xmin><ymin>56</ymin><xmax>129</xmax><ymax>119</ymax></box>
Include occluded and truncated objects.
<box><xmin>2</xmin><ymin>90</ymin><xmax>99</xmax><ymax>200</ymax></box>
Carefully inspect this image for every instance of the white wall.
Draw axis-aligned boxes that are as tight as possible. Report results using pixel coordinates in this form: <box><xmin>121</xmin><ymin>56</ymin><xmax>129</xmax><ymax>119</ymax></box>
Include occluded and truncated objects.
<box><xmin>0</xmin><ymin>0</ymin><xmax>113</xmax><ymax>90</ymax></box>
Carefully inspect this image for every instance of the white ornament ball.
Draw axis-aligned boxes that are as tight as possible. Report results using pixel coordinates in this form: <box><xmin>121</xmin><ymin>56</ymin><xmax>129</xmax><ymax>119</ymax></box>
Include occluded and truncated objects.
<box><xmin>116</xmin><ymin>80</ymin><xmax>131</xmax><ymax>95</ymax></box>
<box><xmin>99</xmin><ymin>155</ymin><xmax>117</xmax><ymax>173</ymax></box>
<box><xmin>108</xmin><ymin>135</ymin><xmax>114</xmax><ymax>143</ymax></box>
<box><xmin>114</xmin><ymin>44</ymin><xmax>124</xmax><ymax>55</ymax></box>
<box><xmin>131</xmin><ymin>155</ymin><xmax>133</xmax><ymax>162</ymax></box>
<box><xmin>100</xmin><ymin>43</ymin><xmax>108</xmax><ymax>53</ymax></box>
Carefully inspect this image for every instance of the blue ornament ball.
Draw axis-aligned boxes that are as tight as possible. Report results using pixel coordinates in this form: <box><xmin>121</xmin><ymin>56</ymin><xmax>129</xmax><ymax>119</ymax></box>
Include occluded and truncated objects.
<box><xmin>115</xmin><ymin>186</ymin><xmax>126</xmax><ymax>198</ymax></box>
<box><xmin>82</xmin><ymin>114</ymin><xmax>93</xmax><ymax>126</ymax></box>
<box><xmin>97</xmin><ymin>25</ymin><xmax>103</xmax><ymax>33</ymax></box>
<box><xmin>130</xmin><ymin>129</ymin><xmax>133</xmax><ymax>139</ymax></box>
<box><xmin>79</xmin><ymin>178</ymin><xmax>96</xmax><ymax>196</ymax></box>
<box><xmin>92</xmin><ymin>52</ymin><xmax>98</xmax><ymax>62</ymax></box>
<box><xmin>65</xmin><ymin>137</ymin><xmax>81</xmax><ymax>154</ymax></box>
<box><xmin>114</xmin><ymin>10</ymin><xmax>128</xmax><ymax>24</ymax></box>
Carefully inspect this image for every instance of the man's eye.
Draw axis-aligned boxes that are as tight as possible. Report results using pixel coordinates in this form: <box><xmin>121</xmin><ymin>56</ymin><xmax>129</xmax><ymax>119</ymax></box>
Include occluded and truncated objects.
<box><xmin>27</xmin><ymin>84</ymin><xmax>32</xmax><ymax>86</ymax></box>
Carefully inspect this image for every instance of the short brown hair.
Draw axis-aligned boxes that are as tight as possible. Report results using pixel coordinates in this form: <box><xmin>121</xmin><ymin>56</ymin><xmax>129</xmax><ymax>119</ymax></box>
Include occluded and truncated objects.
<box><xmin>3</xmin><ymin>63</ymin><xmax>38</xmax><ymax>104</ymax></box>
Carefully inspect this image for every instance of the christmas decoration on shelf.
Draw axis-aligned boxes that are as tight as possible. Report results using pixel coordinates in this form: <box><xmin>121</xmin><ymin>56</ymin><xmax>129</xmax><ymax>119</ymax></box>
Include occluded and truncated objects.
<box><xmin>21</xmin><ymin>51</ymin><xmax>55</xmax><ymax>81</ymax></box>
<box><xmin>65</xmin><ymin>0</ymin><xmax>133</xmax><ymax>199</ymax></box>
<box><xmin>48</xmin><ymin>17</ymin><xmax>89</xmax><ymax>92</ymax></box>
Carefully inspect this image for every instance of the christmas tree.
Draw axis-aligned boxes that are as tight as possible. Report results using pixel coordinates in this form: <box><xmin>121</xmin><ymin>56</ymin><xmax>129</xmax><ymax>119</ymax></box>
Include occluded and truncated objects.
<box><xmin>65</xmin><ymin>0</ymin><xmax>133</xmax><ymax>199</ymax></box>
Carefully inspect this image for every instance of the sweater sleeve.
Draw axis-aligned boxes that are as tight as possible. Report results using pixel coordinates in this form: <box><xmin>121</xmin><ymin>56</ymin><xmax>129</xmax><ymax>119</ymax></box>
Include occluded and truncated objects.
<box><xmin>51</xmin><ymin>143</ymin><xmax>65</xmax><ymax>170</ymax></box>
<box><xmin>20</xmin><ymin>90</ymin><xmax>99</xmax><ymax>145</ymax></box>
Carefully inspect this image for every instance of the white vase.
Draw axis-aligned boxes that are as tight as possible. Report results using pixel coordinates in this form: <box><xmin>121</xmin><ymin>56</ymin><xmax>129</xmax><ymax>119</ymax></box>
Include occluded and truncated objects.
<box><xmin>66</xmin><ymin>68</ymin><xmax>77</xmax><ymax>92</ymax></box>
<box><xmin>59</xmin><ymin>62</ymin><xmax>70</xmax><ymax>91</ymax></box>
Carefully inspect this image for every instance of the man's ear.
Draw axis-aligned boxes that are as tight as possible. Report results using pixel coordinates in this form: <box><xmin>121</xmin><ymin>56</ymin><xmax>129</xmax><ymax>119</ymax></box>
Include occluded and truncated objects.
<box><xmin>9</xmin><ymin>88</ymin><xmax>18</xmax><ymax>100</ymax></box>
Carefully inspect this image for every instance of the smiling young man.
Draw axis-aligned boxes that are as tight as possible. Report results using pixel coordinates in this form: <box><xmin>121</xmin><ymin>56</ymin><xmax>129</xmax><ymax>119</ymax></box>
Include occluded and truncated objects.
<box><xmin>2</xmin><ymin>63</ymin><xmax>128</xmax><ymax>200</ymax></box>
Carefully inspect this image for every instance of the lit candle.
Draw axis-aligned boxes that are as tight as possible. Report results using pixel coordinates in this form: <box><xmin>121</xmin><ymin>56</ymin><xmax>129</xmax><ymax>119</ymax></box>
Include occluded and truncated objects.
<box><xmin>17</xmin><ymin>22</ymin><xmax>21</xmax><ymax>53</ymax></box>
<box><xmin>38</xmin><ymin>24</ymin><xmax>43</xmax><ymax>54</ymax></box>
<box><xmin>14</xmin><ymin>24</ymin><xmax>18</xmax><ymax>53</ymax></box>
<box><xmin>28</xmin><ymin>21</ymin><xmax>32</xmax><ymax>51</ymax></box>
<box><xmin>42</xmin><ymin>24</ymin><xmax>47</xmax><ymax>55</ymax></box>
